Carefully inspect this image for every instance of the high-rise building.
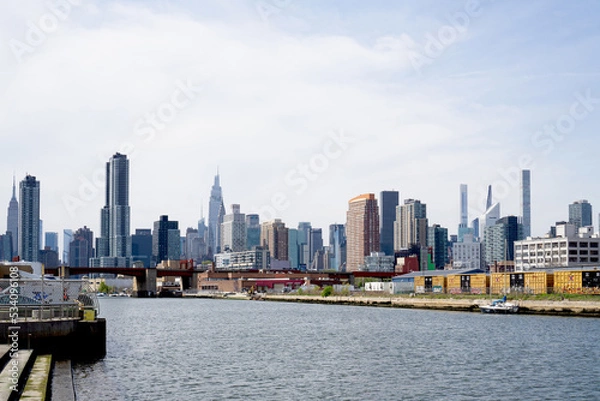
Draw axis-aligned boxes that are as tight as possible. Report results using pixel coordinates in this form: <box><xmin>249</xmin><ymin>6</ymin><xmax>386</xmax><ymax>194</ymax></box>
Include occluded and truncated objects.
<box><xmin>521</xmin><ymin>170</ymin><xmax>531</xmax><ymax>238</ymax></box>
<box><xmin>245</xmin><ymin>214</ymin><xmax>260</xmax><ymax>250</ymax></box>
<box><xmin>288</xmin><ymin>228</ymin><xmax>299</xmax><ymax>269</ymax></box>
<box><xmin>460</xmin><ymin>184</ymin><xmax>468</xmax><ymax>228</ymax></box>
<box><xmin>69</xmin><ymin>226</ymin><xmax>94</xmax><ymax>267</ymax></box>
<box><xmin>207</xmin><ymin>171</ymin><xmax>224</xmax><ymax>258</ymax></box>
<box><xmin>197</xmin><ymin>214</ymin><xmax>208</xmax><ymax>259</ymax></box>
<box><xmin>471</xmin><ymin>218</ymin><xmax>480</xmax><ymax>240</ymax></box>
<box><xmin>18</xmin><ymin>174</ymin><xmax>40</xmax><ymax>262</ymax></box>
<box><xmin>45</xmin><ymin>232</ymin><xmax>58</xmax><ymax>253</ymax></box>
<box><xmin>569</xmin><ymin>200</ymin><xmax>593</xmax><ymax>230</ymax></box>
<box><xmin>152</xmin><ymin>215</ymin><xmax>180</xmax><ymax>265</ymax></box>
<box><xmin>91</xmin><ymin>153</ymin><xmax>131</xmax><ymax>267</ymax></box>
<box><xmin>221</xmin><ymin>204</ymin><xmax>246</xmax><ymax>252</ymax></box>
<box><xmin>6</xmin><ymin>175</ymin><xmax>18</xmax><ymax>258</ymax></box>
<box><xmin>452</xmin><ymin>234</ymin><xmax>482</xmax><ymax>270</ymax></box>
<box><xmin>63</xmin><ymin>229</ymin><xmax>73</xmax><ymax>265</ymax></box>
<box><xmin>428</xmin><ymin>224</ymin><xmax>448</xmax><ymax>269</ymax></box>
<box><xmin>132</xmin><ymin>229</ymin><xmax>152</xmax><ymax>268</ymax></box>
<box><xmin>379</xmin><ymin>190</ymin><xmax>399</xmax><ymax>256</ymax></box>
<box><xmin>184</xmin><ymin>228</ymin><xmax>202</xmax><ymax>263</ymax></box>
<box><xmin>260</xmin><ymin>219</ymin><xmax>288</xmax><ymax>262</ymax></box>
<box><xmin>458</xmin><ymin>184</ymin><xmax>472</xmax><ymax>242</ymax></box>
<box><xmin>395</xmin><ymin>199</ymin><xmax>427</xmax><ymax>250</ymax></box>
<box><xmin>478</xmin><ymin>185</ymin><xmax>501</xmax><ymax>238</ymax></box>
<box><xmin>346</xmin><ymin>193</ymin><xmax>380</xmax><ymax>272</ymax></box>
<box><xmin>484</xmin><ymin>216</ymin><xmax>524</xmax><ymax>266</ymax></box>
<box><xmin>0</xmin><ymin>233</ymin><xmax>13</xmax><ymax>261</ymax></box>
<box><xmin>329</xmin><ymin>224</ymin><xmax>346</xmax><ymax>271</ymax></box>
<box><xmin>309</xmin><ymin>228</ymin><xmax>323</xmax><ymax>261</ymax></box>
<box><xmin>297</xmin><ymin>222</ymin><xmax>312</xmax><ymax>268</ymax></box>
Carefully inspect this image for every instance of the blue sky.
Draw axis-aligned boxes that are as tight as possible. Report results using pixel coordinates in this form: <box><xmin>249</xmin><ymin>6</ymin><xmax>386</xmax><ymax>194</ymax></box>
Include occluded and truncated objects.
<box><xmin>1</xmin><ymin>0</ymin><xmax>599</xmax><ymax>246</ymax></box>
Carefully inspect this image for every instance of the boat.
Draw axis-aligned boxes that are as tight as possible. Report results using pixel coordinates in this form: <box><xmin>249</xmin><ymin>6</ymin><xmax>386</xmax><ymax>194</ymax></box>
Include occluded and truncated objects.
<box><xmin>479</xmin><ymin>295</ymin><xmax>519</xmax><ymax>314</ymax></box>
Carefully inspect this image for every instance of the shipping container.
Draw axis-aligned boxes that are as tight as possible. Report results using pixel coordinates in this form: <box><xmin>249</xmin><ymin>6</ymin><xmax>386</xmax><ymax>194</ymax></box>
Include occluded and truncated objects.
<box><xmin>524</xmin><ymin>271</ymin><xmax>551</xmax><ymax>294</ymax></box>
<box><xmin>492</xmin><ymin>272</ymin><xmax>551</xmax><ymax>294</ymax></box>
<box><xmin>447</xmin><ymin>274</ymin><xmax>488</xmax><ymax>294</ymax></box>
<box><xmin>554</xmin><ymin>270</ymin><xmax>600</xmax><ymax>294</ymax></box>
<box><xmin>414</xmin><ymin>275</ymin><xmax>445</xmax><ymax>294</ymax></box>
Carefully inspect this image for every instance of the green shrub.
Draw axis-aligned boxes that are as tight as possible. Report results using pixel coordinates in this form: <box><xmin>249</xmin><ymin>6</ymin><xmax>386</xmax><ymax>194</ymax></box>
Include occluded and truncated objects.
<box><xmin>321</xmin><ymin>286</ymin><xmax>333</xmax><ymax>297</ymax></box>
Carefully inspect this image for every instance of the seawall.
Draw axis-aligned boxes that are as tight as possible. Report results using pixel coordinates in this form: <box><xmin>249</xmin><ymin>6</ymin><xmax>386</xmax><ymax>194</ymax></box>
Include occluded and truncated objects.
<box><xmin>259</xmin><ymin>295</ymin><xmax>600</xmax><ymax>317</ymax></box>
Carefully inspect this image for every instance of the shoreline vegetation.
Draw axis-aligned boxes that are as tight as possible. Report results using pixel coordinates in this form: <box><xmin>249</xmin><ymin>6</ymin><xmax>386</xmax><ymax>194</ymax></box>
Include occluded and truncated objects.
<box><xmin>183</xmin><ymin>292</ymin><xmax>600</xmax><ymax>317</ymax></box>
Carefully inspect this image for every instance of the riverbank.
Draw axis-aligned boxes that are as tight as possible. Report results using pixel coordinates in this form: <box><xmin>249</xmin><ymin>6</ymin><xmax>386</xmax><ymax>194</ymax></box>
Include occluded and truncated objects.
<box><xmin>257</xmin><ymin>294</ymin><xmax>600</xmax><ymax>317</ymax></box>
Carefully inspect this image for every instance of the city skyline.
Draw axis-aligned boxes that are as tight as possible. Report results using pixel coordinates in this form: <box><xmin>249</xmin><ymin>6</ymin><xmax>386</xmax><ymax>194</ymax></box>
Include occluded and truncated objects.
<box><xmin>1</xmin><ymin>1</ymin><xmax>600</xmax><ymax>242</ymax></box>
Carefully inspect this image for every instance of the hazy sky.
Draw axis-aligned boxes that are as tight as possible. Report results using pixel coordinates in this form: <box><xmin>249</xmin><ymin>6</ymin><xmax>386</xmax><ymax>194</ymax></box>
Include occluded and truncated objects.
<box><xmin>1</xmin><ymin>0</ymin><xmax>600</xmax><ymax>246</ymax></box>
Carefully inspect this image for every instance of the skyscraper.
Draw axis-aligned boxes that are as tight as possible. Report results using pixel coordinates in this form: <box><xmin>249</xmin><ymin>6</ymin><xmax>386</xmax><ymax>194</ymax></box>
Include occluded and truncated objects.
<box><xmin>6</xmin><ymin>175</ymin><xmax>18</xmax><ymax>258</ymax></box>
<box><xmin>297</xmin><ymin>222</ymin><xmax>312</xmax><ymax>268</ymax></box>
<box><xmin>346</xmin><ymin>193</ymin><xmax>379</xmax><ymax>272</ymax></box>
<box><xmin>329</xmin><ymin>224</ymin><xmax>346</xmax><ymax>271</ymax></box>
<box><xmin>91</xmin><ymin>153</ymin><xmax>131</xmax><ymax>267</ymax></box>
<box><xmin>288</xmin><ymin>228</ymin><xmax>299</xmax><ymax>269</ymax></box>
<box><xmin>484</xmin><ymin>216</ymin><xmax>524</xmax><ymax>266</ymax></box>
<box><xmin>428</xmin><ymin>224</ymin><xmax>448</xmax><ymax>269</ymax></box>
<box><xmin>152</xmin><ymin>215</ymin><xmax>180</xmax><ymax>265</ymax></box>
<box><xmin>260</xmin><ymin>219</ymin><xmax>289</xmax><ymax>263</ymax></box>
<box><xmin>245</xmin><ymin>214</ymin><xmax>260</xmax><ymax>250</ymax></box>
<box><xmin>309</xmin><ymin>228</ymin><xmax>323</xmax><ymax>260</ymax></box>
<box><xmin>45</xmin><ymin>232</ymin><xmax>59</xmax><ymax>253</ymax></box>
<box><xmin>460</xmin><ymin>184</ymin><xmax>468</xmax><ymax>228</ymax></box>
<box><xmin>207</xmin><ymin>171</ymin><xmax>224</xmax><ymax>257</ymax></box>
<box><xmin>379</xmin><ymin>190</ymin><xmax>399</xmax><ymax>256</ymax></box>
<box><xmin>18</xmin><ymin>175</ymin><xmax>40</xmax><ymax>262</ymax></box>
<box><xmin>458</xmin><ymin>184</ymin><xmax>472</xmax><ymax>242</ymax></box>
<box><xmin>69</xmin><ymin>226</ymin><xmax>94</xmax><ymax>267</ymax></box>
<box><xmin>63</xmin><ymin>229</ymin><xmax>73</xmax><ymax>265</ymax></box>
<box><xmin>569</xmin><ymin>200</ymin><xmax>593</xmax><ymax>230</ymax></box>
<box><xmin>132</xmin><ymin>229</ymin><xmax>153</xmax><ymax>268</ymax></box>
<box><xmin>221</xmin><ymin>204</ymin><xmax>246</xmax><ymax>252</ymax></box>
<box><xmin>395</xmin><ymin>199</ymin><xmax>427</xmax><ymax>250</ymax></box>
<box><xmin>521</xmin><ymin>170</ymin><xmax>531</xmax><ymax>238</ymax></box>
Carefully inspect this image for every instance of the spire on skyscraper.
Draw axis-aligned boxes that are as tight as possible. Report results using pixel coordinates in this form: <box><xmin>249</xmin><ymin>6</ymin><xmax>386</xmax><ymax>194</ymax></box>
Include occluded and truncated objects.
<box><xmin>486</xmin><ymin>185</ymin><xmax>493</xmax><ymax>211</ymax></box>
<box><xmin>11</xmin><ymin>173</ymin><xmax>16</xmax><ymax>200</ymax></box>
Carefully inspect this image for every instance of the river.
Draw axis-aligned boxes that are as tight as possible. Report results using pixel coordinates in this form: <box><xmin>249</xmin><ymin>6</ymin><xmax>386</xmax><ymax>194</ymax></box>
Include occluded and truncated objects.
<box><xmin>73</xmin><ymin>298</ymin><xmax>600</xmax><ymax>400</ymax></box>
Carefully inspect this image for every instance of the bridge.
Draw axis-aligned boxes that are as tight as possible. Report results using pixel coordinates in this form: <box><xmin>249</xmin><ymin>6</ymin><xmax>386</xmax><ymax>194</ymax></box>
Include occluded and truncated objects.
<box><xmin>44</xmin><ymin>266</ymin><xmax>204</xmax><ymax>297</ymax></box>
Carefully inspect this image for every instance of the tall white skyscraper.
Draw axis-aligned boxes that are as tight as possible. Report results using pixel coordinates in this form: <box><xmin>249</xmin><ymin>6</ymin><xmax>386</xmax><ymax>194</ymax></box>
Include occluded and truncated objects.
<box><xmin>18</xmin><ymin>175</ymin><xmax>40</xmax><ymax>262</ymax></box>
<box><xmin>208</xmin><ymin>171</ymin><xmax>224</xmax><ymax>257</ymax></box>
<box><xmin>6</xmin><ymin>175</ymin><xmax>18</xmax><ymax>258</ymax></box>
<box><xmin>460</xmin><ymin>184</ymin><xmax>468</xmax><ymax>228</ymax></box>
<box><xmin>458</xmin><ymin>184</ymin><xmax>471</xmax><ymax>242</ymax></box>
<box><xmin>521</xmin><ymin>170</ymin><xmax>531</xmax><ymax>238</ymax></box>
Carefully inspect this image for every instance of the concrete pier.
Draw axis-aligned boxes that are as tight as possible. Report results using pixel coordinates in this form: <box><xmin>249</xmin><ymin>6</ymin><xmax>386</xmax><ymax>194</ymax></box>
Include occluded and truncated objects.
<box><xmin>0</xmin><ymin>318</ymin><xmax>106</xmax><ymax>360</ymax></box>
<box><xmin>52</xmin><ymin>360</ymin><xmax>76</xmax><ymax>401</ymax></box>
<box><xmin>260</xmin><ymin>294</ymin><xmax>600</xmax><ymax>317</ymax></box>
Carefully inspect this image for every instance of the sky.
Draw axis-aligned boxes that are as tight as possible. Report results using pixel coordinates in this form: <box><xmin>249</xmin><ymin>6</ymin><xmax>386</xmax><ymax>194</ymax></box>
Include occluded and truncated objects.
<box><xmin>1</xmin><ymin>0</ymin><xmax>600</xmax><ymax>249</ymax></box>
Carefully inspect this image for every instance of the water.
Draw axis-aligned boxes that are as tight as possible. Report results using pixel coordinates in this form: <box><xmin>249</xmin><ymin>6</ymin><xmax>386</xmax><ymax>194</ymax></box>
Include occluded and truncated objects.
<box><xmin>73</xmin><ymin>298</ymin><xmax>600</xmax><ymax>400</ymax></box>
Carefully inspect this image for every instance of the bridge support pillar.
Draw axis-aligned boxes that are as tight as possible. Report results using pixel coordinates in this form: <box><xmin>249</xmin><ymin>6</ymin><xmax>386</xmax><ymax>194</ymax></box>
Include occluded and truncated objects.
<box><xmin>59</xmin><ymin>266</ymin><xmax>70</xmax><ymax>278</ymax></box>
<box><xmin>133</xmin><ymin>268</ymin><xmax>157</xmax><ymax>298</ymax></box>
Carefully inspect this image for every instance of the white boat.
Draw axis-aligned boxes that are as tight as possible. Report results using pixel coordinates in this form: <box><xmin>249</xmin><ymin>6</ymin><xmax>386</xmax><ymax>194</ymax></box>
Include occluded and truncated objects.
<box><xmin>479</xmin><ymin>295</ymin><xmax>519</xmax><ymax>314</ymax></box>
